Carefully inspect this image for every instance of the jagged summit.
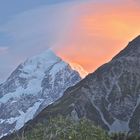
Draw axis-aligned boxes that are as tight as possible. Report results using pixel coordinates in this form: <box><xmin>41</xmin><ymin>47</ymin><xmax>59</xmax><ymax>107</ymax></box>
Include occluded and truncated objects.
<box><xmin>23</xmin><ymin>49</ymin><xmax>60</xmax><ymax>69</ymax></box>
<box><xmin>0</xmin><ymin>49</ymin><xmax>81</xmax><ymax>138</ymax></box>
<box><xmin>21</xmin><ymin>49</ymin><xmax>87</xmax><ymax>80</ymax></box>
<box><xmin>19</xmin><ymin>49</ymin><xmax>62</xmax><ymax>80</ymax></box>
<box><xmin>113</xmin><ymin>35</ymin><xmax>140</xmax><ymax>59</ymax></box>
<box><xmin>25</xmin><ymin>49</ymin><xmax>60</xmax><ymax>63</ymax></box>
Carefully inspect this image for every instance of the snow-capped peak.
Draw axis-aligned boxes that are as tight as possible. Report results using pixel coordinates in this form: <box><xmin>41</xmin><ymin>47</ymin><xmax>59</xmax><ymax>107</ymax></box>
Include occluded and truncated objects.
<box><xmin>26</xmin><ymin>49</ymin><xmax>60</xmax><ymax>63</ymax></box>
<box><xmin>20</xmin><ymin>49</ymin><xmax>61</xmax><ymax>79</ymax></box>
<box><xmin>23</xmin><ymin>49</ymin><xmax>60</xmax><ymax>69</ymax></box>
<box><xmin>0</xmin><ymin>49</ymin><xmax>81</xmax><ymax>138</ymax></box>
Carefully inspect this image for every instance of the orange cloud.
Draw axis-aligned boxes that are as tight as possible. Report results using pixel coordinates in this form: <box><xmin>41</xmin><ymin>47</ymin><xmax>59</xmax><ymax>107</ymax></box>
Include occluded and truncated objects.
<box><xmin>55</xmin><ymin>1</ymin><xmax>140</xmax><ymax>73</ymax></box>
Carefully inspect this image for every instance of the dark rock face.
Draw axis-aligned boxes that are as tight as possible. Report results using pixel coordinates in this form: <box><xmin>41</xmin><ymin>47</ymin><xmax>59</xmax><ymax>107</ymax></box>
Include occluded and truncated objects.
<box><xmin>16</xmin><ymin>35</ymin><xmax>140</xmax><ymax>135</ymax></box>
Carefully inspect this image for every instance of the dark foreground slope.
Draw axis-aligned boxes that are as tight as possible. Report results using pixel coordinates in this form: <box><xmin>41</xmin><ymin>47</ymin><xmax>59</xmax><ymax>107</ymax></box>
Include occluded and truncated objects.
<box><xmin>2</xmin><ymin>35</ymin><xmax>140</xmax><ymax>140</ymax></box>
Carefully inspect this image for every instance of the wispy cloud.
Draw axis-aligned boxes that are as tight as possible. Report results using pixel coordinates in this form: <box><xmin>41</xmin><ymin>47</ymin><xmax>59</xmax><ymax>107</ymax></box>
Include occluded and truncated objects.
<box><xmin>0</xmin><ymin>46</ymin><xmax>8</xmax><ymax>53</ymax></box>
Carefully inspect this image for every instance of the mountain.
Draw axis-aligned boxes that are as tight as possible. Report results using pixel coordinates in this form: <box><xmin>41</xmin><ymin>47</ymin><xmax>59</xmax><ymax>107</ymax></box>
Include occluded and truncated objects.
<box><xmin>7</xmin><ymin>35</ymin><xmax>140</xmax><ymax>137</ymax></box>
<box><xmin>0</xmin><ymin>49</ymin><xmax>81</xmax><ymax>138</ymax></box>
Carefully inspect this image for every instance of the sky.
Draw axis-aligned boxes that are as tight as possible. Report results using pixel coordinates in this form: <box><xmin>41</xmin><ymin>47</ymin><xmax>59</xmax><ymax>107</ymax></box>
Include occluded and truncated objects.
<box><xmin>0</xmin><ymin>0</ymin><xmax>140</xmax><ymax>82</ymax></box>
